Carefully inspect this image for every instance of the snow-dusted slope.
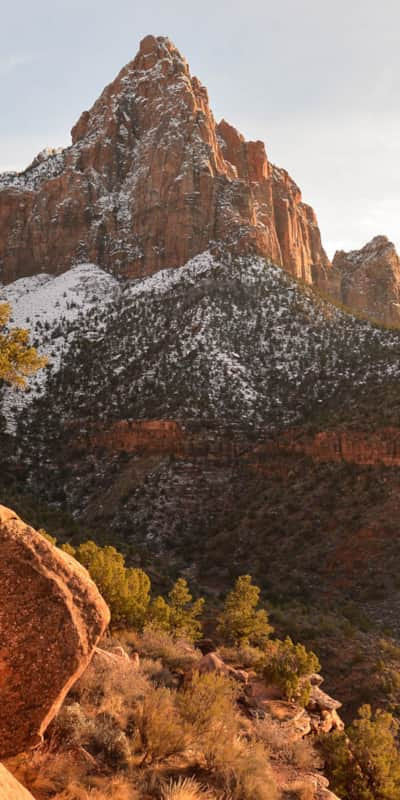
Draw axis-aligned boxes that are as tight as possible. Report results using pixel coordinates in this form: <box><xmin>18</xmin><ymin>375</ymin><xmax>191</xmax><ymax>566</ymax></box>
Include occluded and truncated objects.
<box><xmin>1</xmin><ymin>264</ymin><xmax>120</xmax><ymax>428</ymax></box>
<box><xmin>5</xmin><ymin>252</ymin><xmax>400</xmax><ymax>440</ymax></box>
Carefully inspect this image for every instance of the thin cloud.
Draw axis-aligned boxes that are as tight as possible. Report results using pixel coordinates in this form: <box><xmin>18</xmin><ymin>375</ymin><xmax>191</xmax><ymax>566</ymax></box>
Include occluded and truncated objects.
<box><xmin>0</xmin><ymin>54</ymin><xmax>36</xmax><ymax>76</ymax></box>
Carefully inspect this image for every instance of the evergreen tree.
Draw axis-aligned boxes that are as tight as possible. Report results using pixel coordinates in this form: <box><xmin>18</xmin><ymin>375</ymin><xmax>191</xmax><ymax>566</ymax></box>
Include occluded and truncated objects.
<box><xmin>0</xmin><ymin>302</ymin><xmax>47</xmax><ymax>386</ymax></box>
<box><xmin>263</xmin><ymin>636</ymin><xmax>320</xmax><ymax>703</ymax></box>
<box><xmin>321</xmin><ymin>704</ymin><xmax>400</xmax><ymax>800</ymax></box>
<box><xmin>72</xmin><ymin>541</ymin><xmax>150</xmax><ymax>628</ymax></box>
<box><xmin>217</xmin><ymin>575</ymin><xmax>273</xmax><ymax>647</ymax></box>
<box><xmin>146</xmin><ymin>596</ymin><xmax>171</xmax><ymax>632</ymax></box>
<box><xmin>167</xmin><ymin>578</ymin><xmax>204</xmax><ymax>641</ymax></box>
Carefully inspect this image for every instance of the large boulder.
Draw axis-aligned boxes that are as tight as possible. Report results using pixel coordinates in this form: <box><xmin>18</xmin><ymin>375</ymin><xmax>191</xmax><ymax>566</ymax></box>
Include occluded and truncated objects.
<box><xmin>0</xmin><ymin>505</ymin><xmax>110</xmax><ymax>758</ymax></box>
<box><xmin>0</xmin><ymin>764</ymin><xmax>35</xmax><ymax>800</ymax></box>
<box><xmin>196</xmin><ymin>652</ymin><xmax>249</xmax><ymax>683</ymax></box>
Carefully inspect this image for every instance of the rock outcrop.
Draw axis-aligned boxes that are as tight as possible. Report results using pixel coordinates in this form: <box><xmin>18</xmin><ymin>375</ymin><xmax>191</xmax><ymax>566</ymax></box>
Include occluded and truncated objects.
<box><xmin>0</xmin><ymin>764</ymin><xmax>35</xmax><ymax>800</ymax></box>
<box><xmin>0</xmin><ymin>35</ymin><xmax>329</xmax><ymax>285</ymax></box>
<box><xmin>0</xmin><ymin>505</ymin><xmax>110</xmax><ymax>759</ymax></box>
<box><xmin>253</xmin><ymin>427</ymin><xmax>400</xmax><ymax>468</ymax></box>
<box><xmin>331</xmin><ymin>236</ymin><xmax>400</xmax><ymax>326</ymax></box>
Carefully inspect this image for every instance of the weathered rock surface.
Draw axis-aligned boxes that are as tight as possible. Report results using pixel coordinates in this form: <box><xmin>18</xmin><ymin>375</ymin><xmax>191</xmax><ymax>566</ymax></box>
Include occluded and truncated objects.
<box><xmin>254</xmin><ymin>427</ymin><xmax>400</xmax><ymax>468</ymax></box>
<box><xmin>195</xmin><ymin>651</ymin><xmax>249</xmax><ymax>683</ymax></box>
<box><xmin>0</xmin><ymin>505</ymin><xmax>110</xmax><ymax>758</ymax></box>
<box><xmin>0</xmin><ymin>764</ymin><xmax>35</xmax><ymax>800</ymax></box>
<box><xmin>0</xmin><ymin>35</ymin><xmax>329</xmax><ymax>285</ymax></box>
<box><xmin>331</xmin><ymin>236</ymin><xmax>400</xmax><ymax>326</ymax></box>
<box><xmin>242</xmin><ymin>671</ymin><xmax>344</xmax><ymax>737</ymax></box>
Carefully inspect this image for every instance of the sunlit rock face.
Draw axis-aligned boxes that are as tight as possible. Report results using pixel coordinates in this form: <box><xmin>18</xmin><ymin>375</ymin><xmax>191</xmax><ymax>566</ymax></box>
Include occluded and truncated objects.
<box><xmin>331</xmin><ymin>236</ymin><xmax>400</xmax><ymax>326</ymax></box>
<box><xmin>0</xmin><ymin>764</ymin><xmax>35</xmax><ymax>800</ymax></box>
<box><xmin>0</xmin><ymin>505</ymin><xmax>110</xmax><ymax>759</ymax></box>
<box><xmin>0</xmin><ymin>35</ymin><xmax>328</xmax><ymax>284</ymax></box>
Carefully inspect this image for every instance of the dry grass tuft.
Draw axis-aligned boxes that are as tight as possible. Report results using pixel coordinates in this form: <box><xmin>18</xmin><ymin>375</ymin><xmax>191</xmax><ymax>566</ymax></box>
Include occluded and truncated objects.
<box><xmin>283</xmin><ymin>781</ymin><xmax>314</xmax><ymax>800</ymax></box>
<box><xmin>136</xmin><ymin>685</ymin><xmax>190</xmax><ymax>763</ymax></box>
<box><xmin>206</xmin><ymin>738</ymin><xmax>277</xmax><ymax>800</ymax></box>
<box><xmin>218</xmin><ymin>644</ymin><xmax>264</xmax><ymax>669</ymax></box>
<box><xmin>73</xmin><ymin>654</ymin><xmax>150</xmax><ymax>725</ymax></box>
<box><xmin>160</xmin><ymin>776</ymin><xmax>215</xmax><ymax>800</ymax></box>
<box><xmin>53</xmin><ymin>776</ymin><xmax>138</xmax><ymax>799</ymax></box>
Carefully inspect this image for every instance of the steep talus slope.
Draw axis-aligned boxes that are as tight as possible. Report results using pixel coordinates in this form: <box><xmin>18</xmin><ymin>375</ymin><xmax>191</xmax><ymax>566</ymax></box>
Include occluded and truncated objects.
<box><xmin>0</xmin><ymin>35</ymin><xmax>328</xmax><ymax>284</ymax></box>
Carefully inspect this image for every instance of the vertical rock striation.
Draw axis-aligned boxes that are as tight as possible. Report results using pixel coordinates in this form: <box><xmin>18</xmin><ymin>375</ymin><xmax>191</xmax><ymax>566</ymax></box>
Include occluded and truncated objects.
<box><xmin>0</xmin><ymin>35</ymin><xmax>329</xmax><ymax>284</ymax></box>
<box><xmin>331</xmin><ymin>236</ymin><xmax>400</xmax><ymax>326</ymax></box>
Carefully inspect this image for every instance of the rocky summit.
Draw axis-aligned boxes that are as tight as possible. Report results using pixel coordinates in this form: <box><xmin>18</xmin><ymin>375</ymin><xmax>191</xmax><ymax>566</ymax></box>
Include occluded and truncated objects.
<box><xmin>1</xmin><ymin>34</ymin><xmax>400</xmax><ymax>327</ymax></box>
<box><xmin>0</xmin><ymin>35</ymin><xmax>328</xmax><ymax>285</ymax></box>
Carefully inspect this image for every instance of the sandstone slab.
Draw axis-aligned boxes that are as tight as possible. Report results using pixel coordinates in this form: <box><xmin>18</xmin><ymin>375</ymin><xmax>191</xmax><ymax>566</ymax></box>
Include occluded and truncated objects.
<box><xmin>0</xmin><ymin>764</ymin><xmax>34</xmax><ymax>800</ymax></box>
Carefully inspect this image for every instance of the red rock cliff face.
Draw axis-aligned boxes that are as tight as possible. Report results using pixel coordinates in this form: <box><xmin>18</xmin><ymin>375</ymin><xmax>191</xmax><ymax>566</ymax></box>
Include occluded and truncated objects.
<box><xmin>331</xmin><ymin>236</ymin><xmax>400</xmax><ymax>326</ymax></box>
<box><xmin>253</xmin><ymin>427</ymin><xmax>400</xmax><ymax>468</ymax></box>
<box><xmin>0</xmin><ymin>35</ymin><xmax>329</xmax><ymax>284</ymax></box>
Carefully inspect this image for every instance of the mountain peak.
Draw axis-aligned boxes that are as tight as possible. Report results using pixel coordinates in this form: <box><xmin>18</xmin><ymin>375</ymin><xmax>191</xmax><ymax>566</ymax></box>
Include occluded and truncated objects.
<box><xmin>0</xmin><ymin>35</ymin><xmax>328</xmax><ymax>284</ymax></box>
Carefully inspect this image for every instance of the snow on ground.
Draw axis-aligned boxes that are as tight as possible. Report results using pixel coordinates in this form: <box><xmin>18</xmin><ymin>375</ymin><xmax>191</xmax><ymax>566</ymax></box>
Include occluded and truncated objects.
<box><xmin>0</xmin><ymin>264</ymin><xmax>120</xmax><ymax>430</ymax></box>
<box><xmin>2</xmin><ymin>252</ymin><xmax>400</xmax><ymax>434</ymax></box>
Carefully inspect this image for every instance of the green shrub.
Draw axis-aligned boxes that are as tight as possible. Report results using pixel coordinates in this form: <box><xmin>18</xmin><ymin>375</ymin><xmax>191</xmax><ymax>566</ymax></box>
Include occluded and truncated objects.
<box><xmin>50</xmin><ymin>704</ymin><xmax>130</xmax><ymax>769</ymax></box>
<box><xmin>147</xmin><ymin>579</ymin><xmax>204</xmax><ymax>642</ymax></box>
<box><xmin>262</xmin><ymin>637</ymin><xmax>320</xmax><ymax>703</ymax></box>
<box><xmin>86</xmin><ymin>711</ymin><xmax>131</xmax><ymax>768</ymax></box>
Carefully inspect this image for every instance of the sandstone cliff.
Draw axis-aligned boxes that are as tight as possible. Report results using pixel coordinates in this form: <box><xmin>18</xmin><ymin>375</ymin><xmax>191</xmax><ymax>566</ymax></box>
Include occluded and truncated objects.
<box><xmin>0</xmin><ymin>35</ymin><xmax>329</xmax><ymax>284</ymax></box>
<box><xmin>330</xmin><ymin>235</ymin><xmax>400</xmax><ymax>326</ymax></box>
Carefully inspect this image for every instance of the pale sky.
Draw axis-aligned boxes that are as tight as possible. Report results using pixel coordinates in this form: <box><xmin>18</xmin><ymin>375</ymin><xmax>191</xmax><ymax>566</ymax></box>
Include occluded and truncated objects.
<box><xmin>2</xmin><ymin>0</ymin><xmax>399</xmax><ymax>258</ymax></box>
